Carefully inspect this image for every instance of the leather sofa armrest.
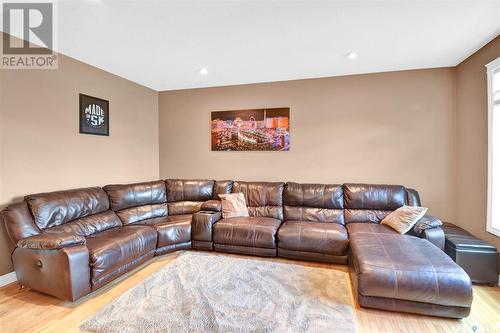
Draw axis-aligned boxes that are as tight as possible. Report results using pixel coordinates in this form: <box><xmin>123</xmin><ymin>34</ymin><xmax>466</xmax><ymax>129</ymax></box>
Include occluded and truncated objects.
<box><xmin>1</xmin><ymin>201</ymin><xmax>41</xmax><ymax>251</ymax></box>
<box><xmin>12</xmin><ymin>244</ymin><xmax>91</xmax><ymax>301</ymax></box>
<box><xmin>419</xmin><ymin>227</ymin><xmax>445</xmax><ymax>250</ymax></box>
<box><xmin>405</xmin><ymin>214</ymin><xmax>444</xmax><ymax>250</ymax></box>
<box><xmin>412</xmin><ymin>214</ymin><xmax>443</xmax><ymax>234</ymax></box>
<box><xmin>192</xmin><ymin>211</ymin><xmax>222</xmax><ymax>242</ymax></box>
<box><xmin>17</xmin><ymin>233</ymin><xmax>86</xmax><ymax>250</ymax></box>
<box><xmin>200</xmin><ymin>200</ymin><xmax>222</xmax><ymax>212</ymax></box>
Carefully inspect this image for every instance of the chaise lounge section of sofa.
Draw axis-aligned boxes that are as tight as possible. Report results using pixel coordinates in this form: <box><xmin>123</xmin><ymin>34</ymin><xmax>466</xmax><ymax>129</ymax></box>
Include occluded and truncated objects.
<box><xmin>0</xmin><ymin>179</ymin><xmax>473</xmax><ymax>318</ymax></box>
<box><xmin>344</xmin><ymin>184</ymin><xmax>473</xmax><ymax>318</ymax></box>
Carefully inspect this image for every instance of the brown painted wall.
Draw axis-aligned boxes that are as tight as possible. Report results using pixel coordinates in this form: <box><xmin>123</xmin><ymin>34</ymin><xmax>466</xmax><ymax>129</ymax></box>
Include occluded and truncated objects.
<box><xmin>159</xmin><ymin>68</ymin><xmax>458</xmax><ymax>224</ymax></box>
<box><xmin>456</xmin><ymin>36</ymin><xmax>500</xmax><ymax>250</ymax></box>
<box><xmin>0</xmin><ymin>37</ymin><xmax>160</xmax><ymax>275</ymax></box>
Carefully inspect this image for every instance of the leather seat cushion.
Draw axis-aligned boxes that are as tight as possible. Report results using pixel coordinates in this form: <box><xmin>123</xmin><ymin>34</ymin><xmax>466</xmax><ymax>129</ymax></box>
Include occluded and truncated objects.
<box><xmin>350</xmin><ymin>232</ymin><xmax>472</xmax><ymax>307</ymax></box>
<box><xmin>140</xmin><ymin>214</ymin><xmax>192</xmax><ymax>247</ymax></box>
<box><xmin>278</xmin><ymin>221</ymin><xmax>348</xmax><ymax>255</ymax></box>
<box><xmin>347</xmin><ymin>222</ymin><xmax>397</xmax><ymax>235</ymax></box>
<box><xmin>213</xmin><ymin>217</ymin><xmax>282</xmax><ymax>249</ymax></box>
<box><xmin>86</xmin><ymin>225</ymin><xmax>157</xmax><ymax>283</ymax></box>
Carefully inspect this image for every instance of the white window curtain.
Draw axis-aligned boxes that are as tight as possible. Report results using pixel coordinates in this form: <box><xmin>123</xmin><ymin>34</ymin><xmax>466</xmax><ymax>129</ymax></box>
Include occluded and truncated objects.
<box><xmin>487</xmin><ymin>57</ymin><xmax>500</xmax><ymax>237</ymax></box>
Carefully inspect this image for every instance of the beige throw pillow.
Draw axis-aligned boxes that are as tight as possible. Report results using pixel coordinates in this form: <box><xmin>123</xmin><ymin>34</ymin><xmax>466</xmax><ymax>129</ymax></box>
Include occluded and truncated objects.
<box><xmin>381</xmin><ymin>206</ymin><xmax>428</xmax><ymax>234</ymax></box>
<box><xmin>218</xmin><ymin>193</ymin><xmax>249</xmax><ymax>219</ymax></box>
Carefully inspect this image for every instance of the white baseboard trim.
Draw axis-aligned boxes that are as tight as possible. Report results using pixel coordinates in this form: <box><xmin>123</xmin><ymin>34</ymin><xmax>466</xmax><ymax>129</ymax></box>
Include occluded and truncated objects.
<box><xmin>0</xmin><ymin>271</ymin><xmax>17</xmax><ymax>287</ymax></box>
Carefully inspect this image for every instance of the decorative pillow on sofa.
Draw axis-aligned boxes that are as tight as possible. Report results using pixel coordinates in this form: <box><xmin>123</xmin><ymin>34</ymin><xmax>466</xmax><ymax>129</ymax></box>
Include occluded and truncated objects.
<box><xmin>218</xmin><ymin>193</ymin><xmax>249</xmax><ymax>219</ymax></box>
<box><xmin>381</xmin><ymin>206</ymin><xmax>428</xmax><ymax>234</ymax></box>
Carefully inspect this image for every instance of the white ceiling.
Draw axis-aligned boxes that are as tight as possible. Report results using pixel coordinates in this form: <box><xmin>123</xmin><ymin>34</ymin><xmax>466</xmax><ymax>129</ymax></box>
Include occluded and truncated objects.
<box><xmin>5</xmin><ymin>1</ymin><xmax>500</xmax><ymax>91</ymax></box>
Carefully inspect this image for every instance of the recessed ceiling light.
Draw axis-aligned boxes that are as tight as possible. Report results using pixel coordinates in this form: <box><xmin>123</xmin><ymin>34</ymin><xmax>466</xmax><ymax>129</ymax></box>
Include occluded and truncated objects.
<box><xmin>346</xmin><ymin>52</ymin><xmax>358</xmax><ymax>60</ymax></box>
<box><xmin>199</xmin><ymin>68</ymin><xmax>209</xmax><ymax>75</ymax></box>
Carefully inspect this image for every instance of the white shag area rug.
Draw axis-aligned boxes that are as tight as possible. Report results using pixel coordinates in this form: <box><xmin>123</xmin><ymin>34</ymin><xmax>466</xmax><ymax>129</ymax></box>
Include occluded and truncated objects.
<box><xmin>80</xmin><ymin>252</ymin><xmax>356</xmax><ymax>333</ymax></box>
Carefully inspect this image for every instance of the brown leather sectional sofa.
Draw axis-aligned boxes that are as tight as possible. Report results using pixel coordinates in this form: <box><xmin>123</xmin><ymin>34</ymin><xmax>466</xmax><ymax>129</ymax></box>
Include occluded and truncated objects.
<box><xmin>0</xmin><ymin>179</ymin><xmax>473</xmax><ymax>319</ymax></box>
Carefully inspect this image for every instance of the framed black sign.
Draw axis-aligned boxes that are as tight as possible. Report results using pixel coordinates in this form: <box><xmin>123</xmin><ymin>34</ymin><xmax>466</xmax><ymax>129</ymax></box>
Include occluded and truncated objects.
<box><xmin>79</xmin><ymin>94</ymin><xmax>109</xmax><ymax>136</ymax></box>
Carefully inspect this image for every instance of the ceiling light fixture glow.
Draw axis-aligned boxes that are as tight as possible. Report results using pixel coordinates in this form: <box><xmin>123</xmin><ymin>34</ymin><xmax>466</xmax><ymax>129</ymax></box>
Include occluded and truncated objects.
<box><xmin>346</xmin><ymin>52</ymin><xmax>358</xmax><ymax>59</ymax></box>
<box><xmin>199</xmin><ymin>68</ymin><xmax>209</xmax><ymax>75</ymax></box>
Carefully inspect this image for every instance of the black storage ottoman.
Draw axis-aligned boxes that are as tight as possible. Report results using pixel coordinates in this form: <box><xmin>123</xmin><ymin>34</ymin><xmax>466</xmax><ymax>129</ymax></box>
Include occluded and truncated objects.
<box><xmin>442</xmin><ymin>222</ymin><xmax>498</xmax><ymax>286</ymax></box>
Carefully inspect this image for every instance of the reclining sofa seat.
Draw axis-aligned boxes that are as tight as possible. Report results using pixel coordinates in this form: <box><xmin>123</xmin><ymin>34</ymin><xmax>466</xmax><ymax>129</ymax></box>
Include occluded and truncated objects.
<box><xmin>163</xmin><ymin>179</ymin><xmax>219</xmax><ymax>252</ymax></box>
<box><xmin>344</xmin><ymin>184</ymin><xmax>473</xmax><ymax>318</ymax></box>
<box><xmin>165</xmin><ymin>179</ymin><xmax>213</xmax><ymax>216</ymax></box>
<box><xmin>277</xmin><ymin>182</ymin><xmax>349</xmax><ymax>263</ymax></box>
<box><xmin>2</xmin><ymin>187</ymin><xmax>158</xmax><ymax>300</ymax></box>
<box><xmin>212</xmin><ymin>181</ymin><xmax>284</xmax><ymax>257</ymax></box>
<box><xmin>104</xmin><ymin>179</ymin><xmax>221</xmax><ymax>256</ymax></box>
<box><xmin>104</xmin><ymin>180</ymin><xmax>184</xmax><ymax>256</ymax></box>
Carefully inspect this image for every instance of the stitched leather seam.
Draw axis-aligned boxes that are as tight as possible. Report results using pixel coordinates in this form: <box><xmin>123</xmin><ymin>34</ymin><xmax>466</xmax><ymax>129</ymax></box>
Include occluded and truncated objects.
<box><xmin>356</xmin><ymin>293</ymin><xmax>468</xmax><ymax>309</ymax></box>
<box><xmin>298</xmin><ymin>221</ymin><xmax>303</xmax><ymax>248</ymax></box>
<box><xmin>421</xmin><ymin>247</ymin><xmax>441</xmax><ymax>304</ymax></box>
<box><xmin>374</xmin><ymin>233</ymin><xmax>398</xmax><ymax>299</ymax></box>
<box><xmin>92</xmin><ymin>249</ymin><xmax>155</xmax><ymax>286</ymax></box>
<box><xmin>300</xmin><ymin>184</ymin><xmax>304</xmax><ymax>206</ymax></box>
<box><xmin>251</xmin><ymin>219</ymin><xmax>257</xmax><ymax>248</ymax></box>
<box><xmin>278</xmin><ymin>247</ymin><xmax>346</xmax><ymax>257</ymax></box>
<box><xmin>181</xmin><ymin>181</ymin><xmax>185</xmax><ymax>201</ymax></box>
<box><xmin>356</xmin><ymin>263</ymin><xmax>459</xmax><ymax>274</ymax></box>
<box><xmin>264</xmin><ymin>183</ymin><xmax>269</xmax><ymax>207</ymax></box>
<box><xmin>149</xmin><ymin>183</ymin><xmax>153</xmax><ymax>207</ymax></box>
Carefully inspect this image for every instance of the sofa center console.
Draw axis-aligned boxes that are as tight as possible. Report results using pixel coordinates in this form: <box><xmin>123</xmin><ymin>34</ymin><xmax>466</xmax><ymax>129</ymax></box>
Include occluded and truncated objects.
<box><xmin>192</xmin><ymin>210</ymin><xmax>221</xmax><ymax>251</ymax></box>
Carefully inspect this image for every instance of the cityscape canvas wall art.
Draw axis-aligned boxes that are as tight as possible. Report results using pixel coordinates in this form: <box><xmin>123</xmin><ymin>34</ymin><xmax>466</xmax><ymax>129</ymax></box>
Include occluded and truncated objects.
<box><xmin>211</xmin><ymin>108</ymin><xmax>290</xmax><ymax>151</ymax></box>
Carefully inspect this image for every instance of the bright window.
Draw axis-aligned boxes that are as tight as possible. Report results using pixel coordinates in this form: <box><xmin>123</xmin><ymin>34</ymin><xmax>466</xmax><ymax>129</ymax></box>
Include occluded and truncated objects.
<box><xmin>487</xmin><ymin>57</ymin><xmax>500</xmax><ymax>237</ymax></box>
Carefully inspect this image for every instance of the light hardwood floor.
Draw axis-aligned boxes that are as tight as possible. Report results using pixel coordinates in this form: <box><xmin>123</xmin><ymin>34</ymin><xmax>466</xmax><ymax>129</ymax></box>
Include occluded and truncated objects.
<box><xmin>0</xmin><ymin>251</ymin><xmax>499</xmax><ymax>333</ymax></box>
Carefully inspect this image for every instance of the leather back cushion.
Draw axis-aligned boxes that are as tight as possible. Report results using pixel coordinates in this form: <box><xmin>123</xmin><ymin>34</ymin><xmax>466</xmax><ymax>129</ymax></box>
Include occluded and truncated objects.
<box><xmin>44</xmin><ymin>210</ymin><xmax>122</xmax><ymax>236</ymax></box>
<box><xmin>116</xmin><ymin>203</ymin><xmax>168</xmax><ymax>225</ymax></box>
<box><xmin>103</xmin><ymin>180</ymin><xmax>166</xmax><ymax>211</ymax></box>
<box><xmin>232</xmin><ymin>181</ymin><xmax>284</xmax><ymax>220</ymax></box>
<box><xmin>284</xmin><ymin>207</ymin><xmax>344</xmax><ymax>224</ymax></box>
<box><xmin>166</xmin><ymin>179</ymin><xmax>214</xmax><ymax>202</ymax></box>
<box><xmin>284</xmin><ymin>182</ymin><xmax>344</xmax><ymax>224</ymax></box>
<box><xmin>343</xmin><ymin>183</ymin><xmax>407</xmax><ymax>224</ymax></box>
<box><xmin>25</xmin><ymin>187</ymin><xmax>110</xmax><ymax>229</ymax></box>
<box><xmin>212</xmin><ymin>180</ymin><xmax>233</xmax><ymax>200</ymax></box>
<box><xmin>167</xmin><ymin>201</ymin><xmax>203</xmax><ymax>215</ymax></box>
<box><xmin>284</xmin><ymin>182</ymin><xmax>344</xmax><ymax>208</ymax></box>
<box><xmin>104</xmin><ymin>181</ymin><xmax>167</xmax><ymax>225</ymax></box>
